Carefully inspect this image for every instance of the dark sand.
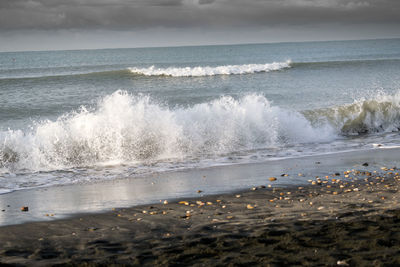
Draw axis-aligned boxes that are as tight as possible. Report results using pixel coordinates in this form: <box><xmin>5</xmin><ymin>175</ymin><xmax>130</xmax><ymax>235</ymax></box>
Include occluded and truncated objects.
<box><xmin>1</xmin><ymin>167</ymin><xmax>400</xmax><ymax>266</ymax></box>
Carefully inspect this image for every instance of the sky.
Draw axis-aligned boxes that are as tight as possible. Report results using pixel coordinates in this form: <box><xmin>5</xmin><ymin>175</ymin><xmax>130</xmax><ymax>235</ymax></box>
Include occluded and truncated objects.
<box><xmin>0</xmin><ymin>0</ymin><xmax>399</xmax><ymax>51</ymax></box>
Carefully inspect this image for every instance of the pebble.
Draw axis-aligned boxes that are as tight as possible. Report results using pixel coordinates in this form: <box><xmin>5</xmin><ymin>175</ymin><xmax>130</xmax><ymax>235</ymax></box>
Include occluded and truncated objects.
<box><xmin>20</xmin><ymin>206</ymin><xmax>29</xmax><ymax>212</ymax></box>
<box><xmin>337</xmin><ymin>260</ymin><xmax>349</xmax><ymax>266</ymax></box>
<box><xmin>247</xmin><ymin>204</ymin><xmax>255</xmax><ymax>209</ymax></box>
<box><xmin>269</xmin><ymin>177</ymin><xmax>277</xmax><ymax>181</ymax></box>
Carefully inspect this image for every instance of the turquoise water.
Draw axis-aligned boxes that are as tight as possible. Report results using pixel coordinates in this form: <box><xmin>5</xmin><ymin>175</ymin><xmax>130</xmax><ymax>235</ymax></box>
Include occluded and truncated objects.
<box><xmin>1</xmin><ymin>38</ymin><xmax>400</xmax><ymax>193</ymax></box>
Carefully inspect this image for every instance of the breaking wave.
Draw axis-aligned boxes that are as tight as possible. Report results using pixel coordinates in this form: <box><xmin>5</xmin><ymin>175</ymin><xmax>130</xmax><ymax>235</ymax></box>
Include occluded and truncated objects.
<box><xmin>0</xmin><ymin>90</ymin><xmax>332</xmax><ymax>173</ymax></box>
<box><xmin>129</xmin><ymin>61</ymin><xmax>291</xmax><ymax>77</ymax></box>
<box><xmin>2</xmin><ymin>90</ymin><xmax>400</xmax><ymax>174</ymax></box>
<box><xmin>304</xmin><ymin>91</ymin><xmax>400</xmax><ymax>135</ymax></box>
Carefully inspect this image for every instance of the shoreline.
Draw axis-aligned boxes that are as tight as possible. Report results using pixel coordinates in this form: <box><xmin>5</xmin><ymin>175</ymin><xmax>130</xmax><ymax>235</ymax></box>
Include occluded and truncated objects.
<box><xmin>1</xmin><ymin>147</ymin><xmax>400</xmax><ymax>226</ymax></box>
<box><xmin>1</xmin><ymin>157</ymin><xmax>400</xmax><ymax>265</ymax></box>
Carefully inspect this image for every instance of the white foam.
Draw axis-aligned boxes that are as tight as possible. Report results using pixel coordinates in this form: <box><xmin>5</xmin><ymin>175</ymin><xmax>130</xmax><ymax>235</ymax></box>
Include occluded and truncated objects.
<box><xmin>0</xmin><ymin>90</ymin><xmax>336</xmax><ymax>174</ymax></box>
<box><xmin>129</xmin><ymin>61</ymin><xmax>291</xmax><ymax>77</ymax></box>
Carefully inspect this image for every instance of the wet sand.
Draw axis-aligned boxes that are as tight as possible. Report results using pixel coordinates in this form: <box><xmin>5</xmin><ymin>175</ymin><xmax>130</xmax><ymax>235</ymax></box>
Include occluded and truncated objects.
<box><xmin>1</xmin><ymin>166</ymin><xmax>400</xmax><ymax>266</ymax></box>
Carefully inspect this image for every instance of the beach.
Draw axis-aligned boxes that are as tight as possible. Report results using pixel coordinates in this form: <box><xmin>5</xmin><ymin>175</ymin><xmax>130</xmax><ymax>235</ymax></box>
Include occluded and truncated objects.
<box><xmin>1</xmin><ymin>148</ymin><xmax>400</xmax><ymax>265</ymax></box>
<box><xmin>1</xmin><ymin>39</ymin><xmax>400</xmax><ymax>266</ymax></box>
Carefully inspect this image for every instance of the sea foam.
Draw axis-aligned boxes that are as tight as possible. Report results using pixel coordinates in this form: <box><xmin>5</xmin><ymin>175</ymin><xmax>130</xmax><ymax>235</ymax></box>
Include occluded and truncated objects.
<box><xmin>0</xmin><ymin>90</ymin><xmax>333</xmax><ymax>173</ymax></box>
<box><xmin>129</xmin><ymin>61</ymin><xmax>291</xmax><ymax>77</ymax></box>
<box><xmin>3</xmin><ymin>90</ymin><xmax>400</xmax><ymax>174</ymax></box>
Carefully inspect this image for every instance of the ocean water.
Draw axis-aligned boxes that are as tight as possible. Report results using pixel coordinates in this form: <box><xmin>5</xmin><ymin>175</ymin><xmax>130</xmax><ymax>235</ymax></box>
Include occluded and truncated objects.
<box><xmin>1</xmin><ymin>38</ymin><xmax>400</xmax><ymax>194</ymax></box>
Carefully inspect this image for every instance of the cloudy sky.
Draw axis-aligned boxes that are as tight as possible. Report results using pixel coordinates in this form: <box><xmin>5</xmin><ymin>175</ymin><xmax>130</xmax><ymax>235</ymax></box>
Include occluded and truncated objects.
<box><xmin>0</xmin><ymin>0</ymin><xmax>399</xmax><ymax>51</ymax></box>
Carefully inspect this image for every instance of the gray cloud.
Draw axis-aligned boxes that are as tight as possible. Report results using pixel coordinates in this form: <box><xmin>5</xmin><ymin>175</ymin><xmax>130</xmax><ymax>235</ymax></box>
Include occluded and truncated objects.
<box><xmin>0</xmin><ymin>0</ymin><xmax>399</xmax><ymax>31</ymax></box>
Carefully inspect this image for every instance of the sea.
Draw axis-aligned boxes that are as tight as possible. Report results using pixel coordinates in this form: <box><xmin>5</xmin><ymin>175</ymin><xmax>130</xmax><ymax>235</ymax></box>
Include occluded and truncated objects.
<box><xmin>1</xmin><ymin>38</ymin><xmax>400</xmax><ymax>195</ymax></box>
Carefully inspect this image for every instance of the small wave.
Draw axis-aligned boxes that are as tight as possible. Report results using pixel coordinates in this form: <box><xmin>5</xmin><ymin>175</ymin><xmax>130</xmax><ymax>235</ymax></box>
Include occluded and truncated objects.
<box><xmin>128</xmin><ymin>61</ymin><xmax>291</xmax><ymax>77</ymax></box>
<box><xmin>0</xmin><ymin>69</ymin><xmax>131</xmax><ymax>81</ymax></box>
<box><xmin>292</xmin><ymin>58</ymin><xmax>400</xmax><ymax>69</ymax></box>
<box><xmin>303</xmin><ymin>92</ymin><xmax>400</xmax><ymax>135</ymax></box>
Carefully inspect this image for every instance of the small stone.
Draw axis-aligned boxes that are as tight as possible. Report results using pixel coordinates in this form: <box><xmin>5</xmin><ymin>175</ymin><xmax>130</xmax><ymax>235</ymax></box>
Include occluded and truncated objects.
<box><xmin>247</xmin><ymin>204</ymin><xmax>255</xmax><ymax>209</ymax></box>
<box><xmin>20</xmin><ymin>206</ymin><xmax>29</xmax><ymax>212</ymax></box>
<box><xmin>179</xmin><ymin>201</ymin><xmax>189</xmax><ymax>205</ymax></box>
<box><xmin>197</xmin><ymin>190</ymin><xmax>203</xmax><ymax>193</ymax></box>
<box><xmin>163</xmin><ymin>200</ymin><xmax>168</xmax><ymax>204</ymax></box>
<box><xmin>337</xmin><ymin>260</ymin><xmax>349</xmax><ymax>266</ymax></box>
<box><xmin>362</xmin><ymin>162</ymin><xmax>369</xmax><ymax>166</ymax></box>
<box><xmin>269</xmin><ymin>177</ymin><xmax>277</xmax><ymax>181</ymax></box>
<box><xmin>236</xmin><ymin>194</ymin><xmax>241</xmax><ymax>198</ymax></box>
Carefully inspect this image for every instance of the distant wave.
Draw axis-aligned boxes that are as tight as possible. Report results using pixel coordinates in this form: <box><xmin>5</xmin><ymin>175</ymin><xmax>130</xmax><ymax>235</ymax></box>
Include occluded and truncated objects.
<box><xmin>128</xmin><ymin>61</ymin><xmax>291</xmax><ymax>77</ymax></box>
<box><xmin>2</xmin><ymin>58</ymin><xmax>399</xmax><ymax>80</ymax></box>
<box><xmin>0</xmin><ymin>69</ymin><xmax>132</xmax><ymax>81</ymax></box>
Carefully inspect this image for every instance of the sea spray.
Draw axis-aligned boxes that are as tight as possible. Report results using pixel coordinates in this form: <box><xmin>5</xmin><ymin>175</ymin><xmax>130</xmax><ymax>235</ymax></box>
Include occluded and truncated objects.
<box><xmin>3</xmin><ymin>90</ymin><xmax>400</xmax><ymax>174</ymax></box>
<box><xmin>0</xmin><ymin>90</ymin><xmax>334</xmax><ymax>173</ymax></box>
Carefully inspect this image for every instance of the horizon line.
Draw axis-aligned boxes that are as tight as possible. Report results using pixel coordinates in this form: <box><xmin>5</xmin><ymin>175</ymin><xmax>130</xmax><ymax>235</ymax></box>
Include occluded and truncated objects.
<box><xmin>1</xmin><ymin>37</ymin><xmax>399</xmax><ymax>54</ymax></box>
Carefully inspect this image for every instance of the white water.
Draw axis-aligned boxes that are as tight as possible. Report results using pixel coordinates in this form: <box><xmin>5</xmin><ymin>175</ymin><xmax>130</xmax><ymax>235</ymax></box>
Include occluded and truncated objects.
<box><xmin>0</xmin><ymin>90</ymin><xmax>336</xmax><ymax>174</ymax></box>
<box><xmin>129</xmin><ymin>61</ymin><xmax>291</xmax><ymax>77</ymax></box>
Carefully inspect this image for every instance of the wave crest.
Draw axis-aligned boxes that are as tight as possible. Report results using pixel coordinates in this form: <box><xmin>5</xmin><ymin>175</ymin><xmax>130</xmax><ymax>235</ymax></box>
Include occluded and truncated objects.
<box><xmin>5</xmin><ymin>90</ymin><xmax>400</xmax><ymax>174</ymax></box>
<box><xmin>304</xmin><ymin>92</ymin><xmax>400</xmax><ymax>135</ymax></box>
<box><xmin>0</xmin><ymin>90</ymin><xmax>332</xmax><ymax>173</ymax></box>
<box><xmin>129</xmin><ymin>61</ymin><xmax>291</xmax><ymax>77</ymax></box>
